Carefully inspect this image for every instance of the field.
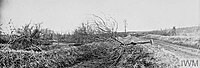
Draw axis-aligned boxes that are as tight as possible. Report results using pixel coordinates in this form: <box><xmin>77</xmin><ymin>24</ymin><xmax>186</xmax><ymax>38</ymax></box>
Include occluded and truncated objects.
<box><xmin>144</xmin><ymin>26</ymin><xmax>200</xmax><ymax>49</ymax></box>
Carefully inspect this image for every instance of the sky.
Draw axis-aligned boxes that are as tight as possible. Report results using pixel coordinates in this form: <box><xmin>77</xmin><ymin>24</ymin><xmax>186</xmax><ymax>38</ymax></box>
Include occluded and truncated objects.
<box><xmin>1</xmin><ymin>0</ymin><xmax>200</xmax><ymax>33</ymax></box>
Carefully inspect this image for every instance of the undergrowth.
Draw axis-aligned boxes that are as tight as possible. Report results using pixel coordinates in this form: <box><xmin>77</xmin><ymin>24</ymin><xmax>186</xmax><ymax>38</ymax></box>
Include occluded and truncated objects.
<box><xmin>0</xmin><ymin>42</ymin><xmax>157</xmax><ymax>68</ymax></box>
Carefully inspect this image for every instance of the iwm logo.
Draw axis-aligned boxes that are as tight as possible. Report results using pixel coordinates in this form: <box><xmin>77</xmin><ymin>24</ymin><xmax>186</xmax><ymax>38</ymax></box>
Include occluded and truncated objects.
<box><xmin>180</xmin><ymin>58</ymin><xmax>200</xmax><ymax>68</ymax></box>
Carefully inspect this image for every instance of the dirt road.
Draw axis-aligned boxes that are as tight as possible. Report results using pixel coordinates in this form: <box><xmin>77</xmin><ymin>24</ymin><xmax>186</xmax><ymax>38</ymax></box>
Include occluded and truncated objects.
<box><xmin>119</xmin><ymin>36</ymin><xmax>200</xmax><ymax>59</ymax></box>
<box><xmin>148</xmin><ymin>39</ymin><xmax>200</xmax><ymax>59</ymax></box>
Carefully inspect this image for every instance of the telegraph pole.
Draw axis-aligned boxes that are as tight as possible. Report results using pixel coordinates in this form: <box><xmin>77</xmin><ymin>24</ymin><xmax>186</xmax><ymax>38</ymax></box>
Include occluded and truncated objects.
<box><xmin>124</xmin><ymin>19</ymin><xmax>127</xmax><ymax>33</ymax></box>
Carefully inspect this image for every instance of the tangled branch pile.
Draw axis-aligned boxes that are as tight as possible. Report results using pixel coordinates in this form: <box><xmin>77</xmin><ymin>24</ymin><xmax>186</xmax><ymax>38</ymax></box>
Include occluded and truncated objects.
<box><xmin>0</xmin><ymin>42</ymin><xmax>157</xmax><ymax>68</ymax></box>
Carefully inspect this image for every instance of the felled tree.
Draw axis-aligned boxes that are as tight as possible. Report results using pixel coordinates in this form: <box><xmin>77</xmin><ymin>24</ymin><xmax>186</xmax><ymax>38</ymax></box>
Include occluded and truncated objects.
<box><xmin>88</xmin><ymin>14</ymin><xmax>155</xmax><ymax>67</ymax></box>
<box><xmin>88</xmin><ymin>14</ymin><xmax>128</xmax><ymax>66</ymax></box>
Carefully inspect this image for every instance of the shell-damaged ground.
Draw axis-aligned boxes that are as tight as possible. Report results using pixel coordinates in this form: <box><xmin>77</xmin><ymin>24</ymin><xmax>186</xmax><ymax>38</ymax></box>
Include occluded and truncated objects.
<box><xmin>119</xmin><ymin>35</ymin><xmax>200</xmax><ymax>68</ymax></box>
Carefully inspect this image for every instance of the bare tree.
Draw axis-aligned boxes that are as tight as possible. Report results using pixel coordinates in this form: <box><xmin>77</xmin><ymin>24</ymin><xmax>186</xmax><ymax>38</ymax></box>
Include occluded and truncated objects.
<box><xmin>88</xmin><ymin>14</ymin><xmax>154</xmax><ymax>66</ymax></box>
<box><xmin>91</xmin><ymin>14</ymin><xmax>118</xmax><ymax>34</ymax></box>
<box><xmin>88</xmin><ymin>14</ymin><xmax>125</xmax><ymax>45</ymax></box>
<box><xmin>87</xmin><ymin>14</ymin><xmax>128</xmax><ymax>66</ymax></box>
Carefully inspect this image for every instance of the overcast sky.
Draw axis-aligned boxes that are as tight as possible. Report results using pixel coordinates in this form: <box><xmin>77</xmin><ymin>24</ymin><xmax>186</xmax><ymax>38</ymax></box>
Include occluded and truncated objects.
<box><xmin>1</xmin><ymin>0</ymin><xmax>199</xmax><ymax>33</ymax></box>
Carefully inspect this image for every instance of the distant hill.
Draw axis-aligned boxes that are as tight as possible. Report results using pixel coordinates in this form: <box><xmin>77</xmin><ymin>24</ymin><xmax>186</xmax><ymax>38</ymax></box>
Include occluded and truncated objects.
<box><xmin>175</xmin><ymin>26</ymin><xmax>200</xmax><ymax>36</ymax></box>
<box><xmin>128</xmin><ymin>26</ymin><xmax>200</xmax><ymax>36</ymax></box>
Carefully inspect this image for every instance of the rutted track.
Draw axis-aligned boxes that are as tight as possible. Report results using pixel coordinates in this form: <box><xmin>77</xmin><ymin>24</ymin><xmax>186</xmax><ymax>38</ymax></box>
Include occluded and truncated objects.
<box><xmin>151</xmin><ymin>40</ymin><xmax>200</xmax><ymax>59</ymax></box>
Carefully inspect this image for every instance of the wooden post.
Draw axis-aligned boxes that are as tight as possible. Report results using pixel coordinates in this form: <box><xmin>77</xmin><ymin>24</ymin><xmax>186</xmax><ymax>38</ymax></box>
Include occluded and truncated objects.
<box><xmin>124</xmin><ymin>20</ymin><xmax>127</xmax><ymax>34</ymax></box>
<box><xmin>172</xmin><ymin>26</ymin><xmax>176</xmax><ymax>36</ymax></box>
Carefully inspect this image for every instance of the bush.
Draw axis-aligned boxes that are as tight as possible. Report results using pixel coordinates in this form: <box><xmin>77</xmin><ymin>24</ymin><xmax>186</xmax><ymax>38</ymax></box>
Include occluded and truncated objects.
<box><xmin>7</xmin><ymin>23</ymin><xmax>55</xmax><ymax>51</ymax></box>
<box><xmin>0</xmin><ymin>47</ymin><xmax>79</xmax><ymax>68</ymax></box>
<box><xmin>0</xmin><ymin>35</ymin><xmax>9</xmax><ymax>44</ymax></box>
<box><xmin>4</xmin><ymin>23</ymin><xmax>40</xmax><ymax>50</ymax></box>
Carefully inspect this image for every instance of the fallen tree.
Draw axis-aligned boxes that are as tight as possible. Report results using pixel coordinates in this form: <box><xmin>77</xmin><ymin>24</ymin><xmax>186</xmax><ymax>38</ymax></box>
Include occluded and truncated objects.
<box><xmin>87</xmin><ymin>14</ymin><xmax>154</xmax><ymax>67</ymax></box>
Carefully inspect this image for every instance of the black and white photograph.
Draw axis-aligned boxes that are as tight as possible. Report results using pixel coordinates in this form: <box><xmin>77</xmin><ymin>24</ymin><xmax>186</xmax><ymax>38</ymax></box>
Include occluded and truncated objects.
<box><xmin>0</xmin><ymin>0</ymin><xmax>200</xmax><ymax>68</ymax></box>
